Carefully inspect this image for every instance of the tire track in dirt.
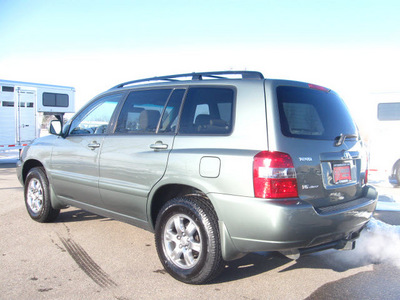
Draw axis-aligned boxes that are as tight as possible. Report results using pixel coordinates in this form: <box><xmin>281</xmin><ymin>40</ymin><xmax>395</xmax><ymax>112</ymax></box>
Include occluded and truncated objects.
<box><xmin>59</xmin><ymin>236</ymin><xmax>117</xmax><ymax>288</ymax></box>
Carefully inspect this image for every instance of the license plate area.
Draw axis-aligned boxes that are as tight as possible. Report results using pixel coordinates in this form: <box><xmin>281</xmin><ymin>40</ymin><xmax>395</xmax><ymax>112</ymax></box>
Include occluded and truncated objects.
<box><xmin>333</xmin><ymin>163</ymin><xmax>351</xmax><ymax>184</ymax></box>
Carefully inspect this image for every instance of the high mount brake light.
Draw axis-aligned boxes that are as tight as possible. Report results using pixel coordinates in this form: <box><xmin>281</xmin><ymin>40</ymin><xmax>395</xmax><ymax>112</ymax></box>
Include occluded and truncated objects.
<box><xmin>253</xmin><ymin>151</ymin><xmax>299</xmax><ymax>200</ymax></box>
<box><xmin>308</xmin><ymin>83</ymin><xmax>330</xmax><ymax>93</ymax></box>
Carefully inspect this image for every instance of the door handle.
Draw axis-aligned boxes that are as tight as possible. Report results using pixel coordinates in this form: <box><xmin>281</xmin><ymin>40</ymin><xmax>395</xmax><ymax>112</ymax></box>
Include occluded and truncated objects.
<box><xmin>88</xmin><ymin>141</ymin><xmax>100</xmax><ymax>150</ymax></box>
<box><xmin>150</xmin><ymin>141</ymin><xmax>168</xmax><ymax>150</ymax></box>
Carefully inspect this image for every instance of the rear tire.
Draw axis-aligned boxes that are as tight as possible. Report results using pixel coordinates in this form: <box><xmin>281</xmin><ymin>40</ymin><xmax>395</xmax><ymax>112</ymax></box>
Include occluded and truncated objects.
<box><xmin>390</xmin><ymin>162</ymin><xmax>400</xmax><ymax>187</ymax></box>
<box><xmin>24</xmin><ymin>167</ymin><xmax>60</xmax><ymax>223</ymax></box>
<box><xmin>155</xmin><ymin>196</ymin><xmax>224</xmax><ymax>284</ymax></box>
<box><xmin>395</xmin><ymin>164</ymin><xmax>400</xmax><ymax>187</ymax></box>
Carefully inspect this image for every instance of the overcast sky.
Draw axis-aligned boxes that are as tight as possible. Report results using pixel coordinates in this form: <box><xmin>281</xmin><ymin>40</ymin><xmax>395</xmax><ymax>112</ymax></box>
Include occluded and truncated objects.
<box><xmin>1</xmin><ymin>0</ymin><xmax>399</xmax><ymax>128</ymax></box>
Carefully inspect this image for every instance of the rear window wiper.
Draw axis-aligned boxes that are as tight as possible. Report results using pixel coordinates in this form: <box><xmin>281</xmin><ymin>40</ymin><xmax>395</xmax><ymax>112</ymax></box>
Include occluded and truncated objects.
<box><xmin>335</xmin><ymin>133</ymin><xmax>358</xmax><ymax>147</ymax></box>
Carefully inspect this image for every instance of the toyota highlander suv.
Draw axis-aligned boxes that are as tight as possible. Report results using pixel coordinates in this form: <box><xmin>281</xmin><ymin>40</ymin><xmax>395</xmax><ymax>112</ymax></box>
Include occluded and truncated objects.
<box><xmin>17</xmin><ymin>71</ymin><xmax>378</xmax><ymax>284</ymax></box>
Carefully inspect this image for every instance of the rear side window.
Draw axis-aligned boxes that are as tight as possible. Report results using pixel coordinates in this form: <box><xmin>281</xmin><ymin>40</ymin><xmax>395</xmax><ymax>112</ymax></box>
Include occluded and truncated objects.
<box><xmin>178</xmin><ymin>87</ymin><xmax>234</xmax><ymax>135</ymax></box>
<box><xmin>277</xmin><ymin>86</ymin><xmax>357</xmax><ymax>140</ymax></box>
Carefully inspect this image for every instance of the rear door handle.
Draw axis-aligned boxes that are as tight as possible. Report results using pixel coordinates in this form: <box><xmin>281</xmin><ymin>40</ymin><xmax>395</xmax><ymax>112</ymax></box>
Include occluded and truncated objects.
<box><xmin>150</xmin><ymin>141</ymin><xmax>168</xmax><ymax>150</ymax></box>
<box><xmin>88</xmin><ymin>141</ymin><xmax>100</xmax><ymax>150</ymax></box>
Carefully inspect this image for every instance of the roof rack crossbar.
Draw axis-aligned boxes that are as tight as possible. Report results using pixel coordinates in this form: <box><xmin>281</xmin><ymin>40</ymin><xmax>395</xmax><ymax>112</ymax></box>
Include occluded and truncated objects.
<box><xmin>111</xmin><ymin>71</ymin><xmax>264</xmax><ymax>89</ymax></box>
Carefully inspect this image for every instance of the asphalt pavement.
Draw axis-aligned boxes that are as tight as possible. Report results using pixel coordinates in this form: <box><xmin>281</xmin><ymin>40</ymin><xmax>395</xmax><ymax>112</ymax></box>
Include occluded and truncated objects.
<box><xmin>1</xmin><ymin>152</ymin><xmax>400</xmax><ymax>299</ymax></box>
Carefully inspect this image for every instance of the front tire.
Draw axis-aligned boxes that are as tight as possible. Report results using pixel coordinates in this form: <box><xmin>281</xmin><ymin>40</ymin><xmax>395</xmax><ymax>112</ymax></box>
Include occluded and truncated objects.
<box><xmin>155</xmin><ymin>196</ymin><xmax>224</xmax><ymax>284</ymax></box>
<box><xmin>24</xmin><ymin>167</ymin><xmax>60</xmax><ymax>223</ymax></box>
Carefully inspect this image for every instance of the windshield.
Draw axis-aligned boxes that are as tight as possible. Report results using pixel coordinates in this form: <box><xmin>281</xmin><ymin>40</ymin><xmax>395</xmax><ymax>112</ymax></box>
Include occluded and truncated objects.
<box><xmin>277</xmin><ymin>86</ymin><xmax>358</xmax><ymax>140</ymax></box>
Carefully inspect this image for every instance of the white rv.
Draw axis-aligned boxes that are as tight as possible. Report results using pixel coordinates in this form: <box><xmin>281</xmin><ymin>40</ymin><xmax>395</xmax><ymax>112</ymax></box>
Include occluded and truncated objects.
<box><xmin>368</xmin><ymin>92</ymin><xmax>400</xmax><ymax>186</ymax></box>
<box><xmin>0</xmin><ymin>80</ymin><xmax>75</xmax><ymax>151</ymax></box>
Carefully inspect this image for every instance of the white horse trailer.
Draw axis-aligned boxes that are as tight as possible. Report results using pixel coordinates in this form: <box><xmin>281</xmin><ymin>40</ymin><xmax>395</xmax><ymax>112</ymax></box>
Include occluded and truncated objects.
<box><xmin>0</xmin><ymin>79</ymin><xmax>75</xmax><ymax>151</ymax></box>
<box><xmin>368</xmin><ymin>92</ymin><xmax>400</xmax><ymax>186</ymax></box>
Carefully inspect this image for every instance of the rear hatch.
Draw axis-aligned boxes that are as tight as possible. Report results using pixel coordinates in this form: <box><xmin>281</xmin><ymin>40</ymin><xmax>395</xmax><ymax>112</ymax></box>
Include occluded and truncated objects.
<box><xmin>270</xmin><ymin>83</ymin><xmax>368</xmax><ymax>209</ymax></box>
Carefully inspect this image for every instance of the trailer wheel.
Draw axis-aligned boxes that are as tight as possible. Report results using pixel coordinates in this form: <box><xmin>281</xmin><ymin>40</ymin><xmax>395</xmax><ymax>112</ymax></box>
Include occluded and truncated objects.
<box><xmin>24</xmin><ymin>167</ymin><xmax>60</xmax><ymax>222</ymax></box>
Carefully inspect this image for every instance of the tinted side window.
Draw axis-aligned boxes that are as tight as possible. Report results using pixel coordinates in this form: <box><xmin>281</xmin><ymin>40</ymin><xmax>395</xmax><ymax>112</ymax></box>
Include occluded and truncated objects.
<box><xmin>2</xmin><ymin>101</ymin><xmax>14</xmax><ymax>107</ymax></box>
<box><xmin>69</xmin><ymin>93</ymin><xmax>123</xmax><ymax>135</ymax></box>
<box><xmin>43</xmin><ymin>92</ymin><xmax>69</xmax><ymax>107</ymax></box>
<box><xmin>178</xmin><ymin>87</ymin><xmax>234</xmax><ymax>135</ymax></box>
<box><xmin>277</xmin><ymin>86</ymin><xmax>357</xmax><ymax>140</ymax></box>
<box><xmin>2</xmin><ymin>86</ymin><xmax>14</xmax><ymax>92</ymax></box>
<box><xmin>115</xmin><ymin>89</ymin><xmax>172</xmax><ymax>134</ymax></box>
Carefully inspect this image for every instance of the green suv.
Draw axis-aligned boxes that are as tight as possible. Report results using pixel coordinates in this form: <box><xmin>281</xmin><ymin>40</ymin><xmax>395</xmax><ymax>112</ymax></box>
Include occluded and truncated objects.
<box><xmin>17</xmin><ymin>71</ymin><xmax>378</xmax><ymax>284</ymax></box>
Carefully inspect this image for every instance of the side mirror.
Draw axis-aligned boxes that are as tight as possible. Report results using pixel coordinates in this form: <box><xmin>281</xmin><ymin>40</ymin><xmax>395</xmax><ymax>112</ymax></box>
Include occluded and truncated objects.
<box><xmin>49</xmin><ymin>120</ymin><xmax>62</xmax><ymax>135</ymax></box>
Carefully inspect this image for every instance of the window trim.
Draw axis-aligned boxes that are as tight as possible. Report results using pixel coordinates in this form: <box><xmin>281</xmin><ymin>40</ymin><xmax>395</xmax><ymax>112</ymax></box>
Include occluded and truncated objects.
<box><xmin>70</xmin><ymin>85</ymin><xmax>237</xmax><ymax>137</ymax></box>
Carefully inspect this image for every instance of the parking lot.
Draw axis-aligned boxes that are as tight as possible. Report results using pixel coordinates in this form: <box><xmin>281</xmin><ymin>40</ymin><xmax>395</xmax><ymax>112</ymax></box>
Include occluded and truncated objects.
<box><xmin>1</xmin><ymin>152</ymin><xmax>400</xmax><ymax>299</ymax></box>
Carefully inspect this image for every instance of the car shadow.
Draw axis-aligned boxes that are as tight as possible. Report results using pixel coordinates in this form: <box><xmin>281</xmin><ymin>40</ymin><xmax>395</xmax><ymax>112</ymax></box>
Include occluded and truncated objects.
<box><xmin>212</xmin><ymin>249</ymin><xmax>374</xmax><ymax>284</ymax></box>
<box><xmin>55</xmin><ymin>208</ymin><xmax>108</xmax><ymax>223</ymax></box>
<box><xmin>212</xmin><ymin>252</ymin><xmax>292</xmax><ymax>283</ymax></box>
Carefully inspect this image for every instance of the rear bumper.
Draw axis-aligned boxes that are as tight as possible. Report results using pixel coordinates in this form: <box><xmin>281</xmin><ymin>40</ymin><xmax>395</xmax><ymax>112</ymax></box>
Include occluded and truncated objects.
<box><xmin>210</xmin><ymin>185</ymin><xmax>378</xmax><ymax>261</ymax></box>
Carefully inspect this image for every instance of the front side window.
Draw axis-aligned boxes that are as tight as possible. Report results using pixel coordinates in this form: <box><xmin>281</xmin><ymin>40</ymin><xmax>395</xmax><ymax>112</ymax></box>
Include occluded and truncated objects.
<box><xmin>277</xmin><ymin>86</ymin><xmax>357</xmax><ymax>140</ymax></box>
<box><xmin>69</xmin><ymin>93</ymin><xmax>123</xmax><ymax>135</ymax></box>
<box><xmin>178</xmin><ymin>87</ymin><xmax>234</xmax><ymax>135</ymax></box>
<box><xmin>115</xmin><ymin>89</ymin><xmax>174</xmax><ymax>134</ymax></box>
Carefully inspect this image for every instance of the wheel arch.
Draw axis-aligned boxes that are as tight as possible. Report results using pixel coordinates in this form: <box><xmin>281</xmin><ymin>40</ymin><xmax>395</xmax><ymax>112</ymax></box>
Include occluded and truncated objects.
<box><xmin>149</xmin><ymin>183</ymin><xmax>213</xmax><ymax>231</ymax></box>
<box><xmin>22</xmin><ymin>159</ymin><xmax>66</xmax><ymax>210</ymax></box>
<box><xmin>22</xmin><ymin>159</ymin><xmax>45</xmax><ymax>183</ymax></box>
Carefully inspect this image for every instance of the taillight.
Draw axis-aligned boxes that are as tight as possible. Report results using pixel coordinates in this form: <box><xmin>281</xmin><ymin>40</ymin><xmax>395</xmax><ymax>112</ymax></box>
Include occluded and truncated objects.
<box><xmin>253</xmin><ymin>151</ymin><xmax>298</xmax><ymax>199</ymax></box>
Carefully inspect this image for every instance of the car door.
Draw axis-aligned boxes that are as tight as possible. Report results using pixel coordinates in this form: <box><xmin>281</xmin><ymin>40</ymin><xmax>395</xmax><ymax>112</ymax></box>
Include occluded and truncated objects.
<box><xmin>98</xmin><ymin>88</ymin><xmax>185</xmax><ymax>222</ymax></box>
<box><xmin>49</xmin><ymin>93</ymin><xmax>124</xmax><ymax>207</ymax></box>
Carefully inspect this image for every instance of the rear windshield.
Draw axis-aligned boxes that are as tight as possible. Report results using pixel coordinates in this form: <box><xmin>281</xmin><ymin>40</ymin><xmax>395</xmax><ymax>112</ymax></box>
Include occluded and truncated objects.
<box><xmin>277</xmin><ymin>86</ymin><xmax>357</xmax><ymax>140</ymax></box>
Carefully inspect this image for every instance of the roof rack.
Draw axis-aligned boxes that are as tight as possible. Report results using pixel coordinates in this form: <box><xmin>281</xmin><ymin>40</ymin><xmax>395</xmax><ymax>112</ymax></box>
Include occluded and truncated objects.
<box><xmin>111</xmin><ymin>71</ymin><xmax>264</xmax><ymax>89</ymax></box>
